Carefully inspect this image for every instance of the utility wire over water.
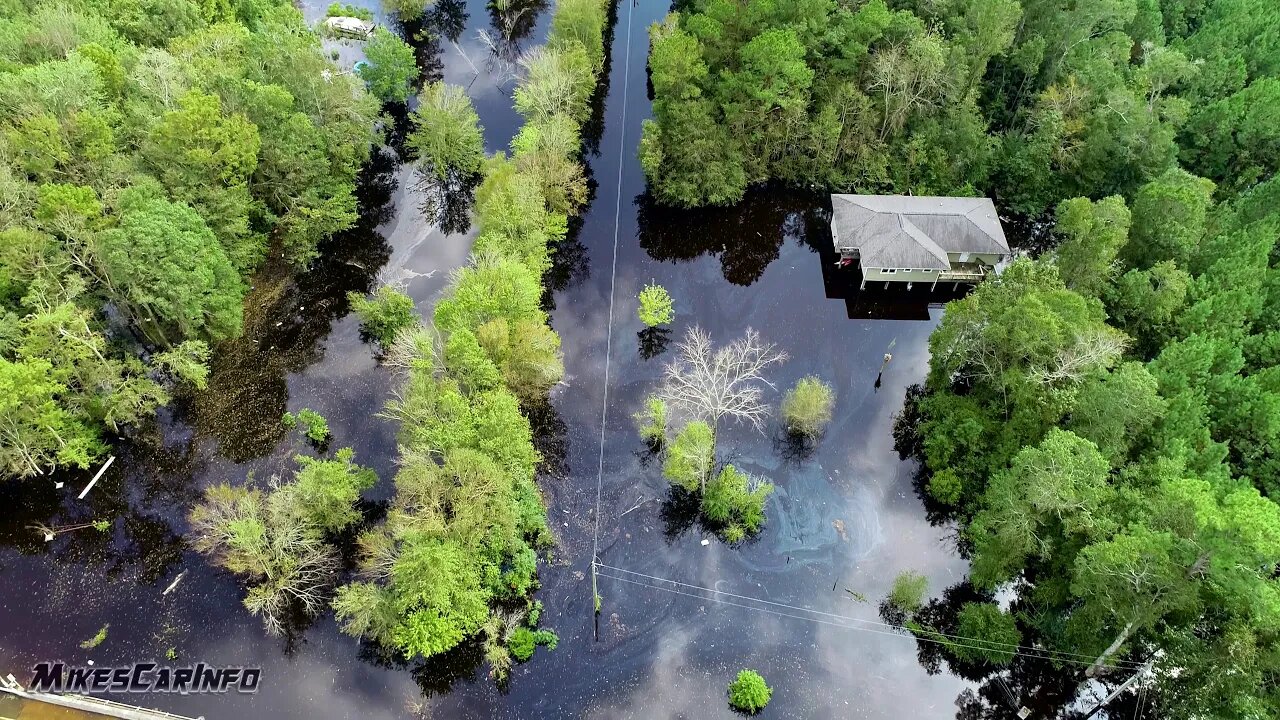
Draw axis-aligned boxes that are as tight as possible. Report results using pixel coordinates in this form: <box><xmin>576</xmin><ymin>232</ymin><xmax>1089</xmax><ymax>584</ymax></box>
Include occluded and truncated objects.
<box><xmin>589</xmin><ymin>0</ymin><xmax>636</xmax><ymax>633</ymax></box>
<box><xmin>592</xmin><ymin>563</ymin><xmax>1144</xmax><ymax>671</ymax></box>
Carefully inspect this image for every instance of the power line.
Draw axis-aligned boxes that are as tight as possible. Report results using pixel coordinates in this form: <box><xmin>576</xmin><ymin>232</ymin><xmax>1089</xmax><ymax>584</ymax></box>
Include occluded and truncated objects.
<box><xmin>594</xmin><ymin>562</ymin><xmax>1141</xmax><ymax>667</ymax></box>
<box><xmin>589</xmin><ymin>0</ymin><xmax>636</xmax><ymax>614</ymax></box>
<box><xmin>593</xmin><ymin>564</ymin><xmax>1142</xmax><ymax>670</ymax></box>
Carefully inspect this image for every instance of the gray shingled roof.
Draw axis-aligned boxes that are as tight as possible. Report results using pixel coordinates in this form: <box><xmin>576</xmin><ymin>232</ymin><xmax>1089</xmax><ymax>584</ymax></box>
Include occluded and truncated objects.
<box><xmin>830</xmin><ymin>195</ymin><xmax>1009</xmax><ymax>269</ymax></box>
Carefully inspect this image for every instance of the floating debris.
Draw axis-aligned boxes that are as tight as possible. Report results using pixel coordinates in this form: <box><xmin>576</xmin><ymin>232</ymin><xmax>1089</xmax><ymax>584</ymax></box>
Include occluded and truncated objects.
<box><xmin>832</xmin><ymin>518</ymin><xmax>849</xmax><ymax>541</ymax></box>
<box><xmin>162</xmin><ymin>571</ymin><xmax>186</xmax><ymax>596</ymax></box>
<box><xmin>77</xmin><ymin>455</ymin><xmax>115</xmax><ymax>500</ymax></box>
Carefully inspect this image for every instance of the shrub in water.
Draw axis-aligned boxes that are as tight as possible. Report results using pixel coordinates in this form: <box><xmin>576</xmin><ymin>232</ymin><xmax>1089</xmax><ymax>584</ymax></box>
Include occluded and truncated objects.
<box><xmin>508</xmin><ymin>627</ymin><xmax>559</xmax><ymax>661</ymax></box>
<box><xmin>637</xmin><ymin>283</ymin><xmax>674</xmax><ymax>326</ymax></box>
<box><xmin>951</xmin><ymin>602</ymin><xmax>1019</xmax><ymax>666</ymax></box>
<box><xmin>703</xmin><ymin>464</ymin><xmax>773</xmax><ymax>537</ymax></box>
<box><xmin>663</xmin><ymin>421</ymin><xmax>715</xmax><ymax>492</ymax></box>
<box><xmin>348</xmin><ymin>286</ymin><xmax>418</xmax><ymax>347</ymax></box>
<box><xmin>780</xmin><ymin>376</ymin><xmax>834</xmax><ymax>439</ymax></box>
<box><xmin>887</xmin><ymin>570</ymin><xmax>928</xmax><ymax>615</ymax></box>
<box><xmin>633</xmin><ymin>394</ymin><xmax>667</xmax><ymax>447</ymax></box>
<box><xmin>290</xmin><ymin>409</ymin><xmax>330</xmax><ymax>443</ymax></box>
<box><xmin>727</xmin><ymin>669</ymin><xmax>772</xmax><ymax>713</ymax></box>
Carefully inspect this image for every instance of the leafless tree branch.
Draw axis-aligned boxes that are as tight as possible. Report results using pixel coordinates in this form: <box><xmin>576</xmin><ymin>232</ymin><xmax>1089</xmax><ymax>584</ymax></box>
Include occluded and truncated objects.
<box><xmin>657</xmin><ymin>326</ymin><xmax>788</xmax><ymax>434</ymax></box>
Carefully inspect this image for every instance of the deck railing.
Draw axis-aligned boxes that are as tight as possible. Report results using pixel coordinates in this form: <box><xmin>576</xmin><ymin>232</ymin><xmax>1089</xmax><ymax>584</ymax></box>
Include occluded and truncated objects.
<box><xmin>937</xmin><ymin>263</ymin><xmax>988</xmax><ymax>282</ymax></box>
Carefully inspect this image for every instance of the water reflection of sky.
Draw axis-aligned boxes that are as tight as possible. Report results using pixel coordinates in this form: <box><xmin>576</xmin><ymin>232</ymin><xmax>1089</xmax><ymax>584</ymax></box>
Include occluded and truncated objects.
<box><xmin>0</xmin><ymin>0</ymin><xmax>983</xmax><ymax>717</ymax></box>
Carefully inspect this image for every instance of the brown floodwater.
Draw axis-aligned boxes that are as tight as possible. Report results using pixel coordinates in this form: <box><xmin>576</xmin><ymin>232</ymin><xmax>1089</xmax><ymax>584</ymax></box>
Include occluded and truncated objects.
<box><xmin>0</xmin><ymin>0</ymin><xmax>1082</xmax><ymax>717</ymax></box>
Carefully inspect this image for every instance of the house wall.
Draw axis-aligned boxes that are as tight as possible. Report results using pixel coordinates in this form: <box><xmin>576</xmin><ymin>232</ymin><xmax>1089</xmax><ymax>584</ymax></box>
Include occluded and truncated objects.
<box><xmin>945</xmin><ymin>252</ymin><xmax>1005</xmax><ymax>265</ymax></box>
<box><xmin>863</xmin><ymin>267</ymin><xmax>946</xmax><ymax>283</ymax></box>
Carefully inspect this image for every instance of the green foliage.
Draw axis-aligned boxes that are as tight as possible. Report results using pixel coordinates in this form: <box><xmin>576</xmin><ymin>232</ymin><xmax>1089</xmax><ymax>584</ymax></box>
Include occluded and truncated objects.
<box><xmin>325</xmin><ymin>3</ymin><xmax>372</xmax><ymax>20</ymax></box>
<box><xmin>382</xmin><ymin>0</ymin><xmax>432</xmax><ymax>21</ymax></box>
<box><xmin>358</xmin><ymin>28</ymin><xmax>419</xmax><ymax>104</ymax></box>
<box><xmin>887</xmin><ymin>571</ymin><xmax>928</xmax><ymax>615</ymax></box>
<box><xmin>512</xmin><ymin>116</ymin><xmax>588</xmax><ymax>216</ymax></box>
<box><xmin>1125</xmin><ymin>168</ymin><xmax>1216</xmax><ymax>270</ymax></box>
<box><xmin>637</xmin><ymin>283</ymin><xmax>674</xmax><ymax>327</ymax></box>
<box><xmin>515</xmin><ymin>45</ymin><xmax>596</xmax><ymax>128</ymax></box>
<box><xmin>97</xmin><ymin>190</ymin><xmax>246</xmax><ymax>344</ymax></box>
<box><xmin>1053</xmin><ymin>195</ymin><xmax>1131</xmax><ymax>298</ymax></box>
<box><xmin>332</xmin><ymin>0</ymin><xmax>605</xmax><ymax>673</ymax></box>
<box><xmin>950</xmin><ymin>603</ymin><xmax>1019</xmax><ymax>665</ymax></box>
<box><xmin>508</xmin><ymin>626</ymin><xmax>558</xmax><ymax>661</ymax></box>
<box><xmin>663</xmin><ymin>421</ymin><xmax>714</xmax><ymax>492</ymax></box>
<box><xmin>283</xmin><ymin>408</ymin><xmax>330</xmax><ymax>443</ymax></box>
<box><xmin>472</xmin><ymin>158</ymin><xmax>561</xmax><ymax>275</ymax></box>
<box><xmin>0</xmin><ymin>0</ymin><xmax>380</xmax><ymax>480</ymax></box>
<box><xmin>434</xmin><ymin>253</ymin><xmax>546</xmax><ymax>335</ymax></box>
<box><xmin>927</xmin><ymin>468</ymin><xmax>963</xmax><ymax>506</ymax></box>
<box><xmin>633</xmin><ymin>394</ymin><xmax>667</xmax><ymax>447</ymax></box>
<box><xmin>703</xmin><ymin>464</ymin><xmax>773</xmax><ymax>538</ymax></box>
<box><xmin>349</xmin><ymin>286</ymin><xmax>418</xmax><ymax>347</ymax></box>
<box><xmin>780</xmin><ymin>376</ymin><xmax>835</xmax><ymax>438</ymax></box>
<box><xmin>408</xmin><ymin>82</ymin><xmax>485</xmax><ymax>182</ymax></box>
<box><xmin>190</xmin><ymin>450</ymin><xmax>373</xmax><ymax>634</ymax></box>
<box><xmin>548</xmin><ymin>0</ymin><xmax>608</xmax><ymax>73</ymax></box>
<box><xmin>0</xmin><ymin>356</ymin><xmax>102</xmax><ymax>477</ymax></box>
<box><xmin>79</xmin><ymin>624</ymin><xmax>109</xmax><ymax>650</ymax></box>
<box><xmin>727</xmin><ymin>669</ymin><xmax>772</xmax><ymax>714</ymax></box>
<box><xmin>969</xmin><ymin>429</ymin><xmax>1114</xmax><ymax>586</ymax></box>
<box><xmin>282</xmin><ymin>448</ymin><xmax>376</xmax><ymax>533</ymax></box>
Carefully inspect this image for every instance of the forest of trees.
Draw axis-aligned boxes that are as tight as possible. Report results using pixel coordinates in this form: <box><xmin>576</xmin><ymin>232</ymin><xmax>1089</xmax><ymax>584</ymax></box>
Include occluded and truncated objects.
<box><xmin>644</xmin><ymin>0</ymin><xmax>1280</xmax><ymax>715</ymax></box>
<box><xmin>329</xmin><ymin>0</ymin><xmax>610</xmax><ymax>678</ymax></box>
<box><xmin>901</xmin><ymin>176</ymin><xmax>1280</xmax><ymax>718</ymax></box>
<box><xmin>0</xmin><ymin>0</ymin><xmax>380</xmax><ymax>477</ymax></box>
<box><xmin>642</xmin><ymin>0</ymin><xmax>1279</xmax><ymax>214</ymax></box>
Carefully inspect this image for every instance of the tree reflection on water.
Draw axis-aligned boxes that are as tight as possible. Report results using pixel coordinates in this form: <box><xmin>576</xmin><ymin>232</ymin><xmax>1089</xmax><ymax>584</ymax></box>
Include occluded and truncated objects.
<box><xmin>636</xmin><ymin>187</ymin><xmax>820</xmax><ymax>287</ymax></box>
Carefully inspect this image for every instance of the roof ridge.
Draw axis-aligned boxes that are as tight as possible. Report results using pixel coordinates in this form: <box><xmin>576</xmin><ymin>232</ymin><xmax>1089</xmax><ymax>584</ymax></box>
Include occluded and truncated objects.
<box><xmin>832</xmin><ymin>196</ymin><xmax>886</xmax><ymax>239</ymax></box>
<box><xmin>961</xmin><ymin>204</ymin><xmax>1011</xmax><ymax>252</ymax></box>
<box><xmin>898</xmin><ymin>215</ymin><xmax>951</xmax><ymax>265</ymax></box>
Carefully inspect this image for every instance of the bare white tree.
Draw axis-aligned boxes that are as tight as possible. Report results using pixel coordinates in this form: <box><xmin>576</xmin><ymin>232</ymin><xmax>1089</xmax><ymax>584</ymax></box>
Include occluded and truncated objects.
<box><xmin>241</xmin><ymin>520</ymin><xmax>340</xmax><ymax>636</ymax></box>
<box><xmin>189</xmin><ymin>483</ymin><xmax>339</xmax><ymax>636</ymax></box>
<box><xmin>658</xmin><ymin>327</ymin><xmax>788</xmax><ymax>434</ymax></box>
<box><xmin>1029</xmin><ymin>328</ymin><xmax>1128</xmax><ymax>386</ymax></box>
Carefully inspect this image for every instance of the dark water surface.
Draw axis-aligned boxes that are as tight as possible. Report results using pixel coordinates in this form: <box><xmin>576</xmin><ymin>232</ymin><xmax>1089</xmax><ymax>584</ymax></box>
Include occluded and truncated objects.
<box><xmin>0</xmin><ymin>0</ymin><xmax>989</xmax><ymax>717</ymax></box>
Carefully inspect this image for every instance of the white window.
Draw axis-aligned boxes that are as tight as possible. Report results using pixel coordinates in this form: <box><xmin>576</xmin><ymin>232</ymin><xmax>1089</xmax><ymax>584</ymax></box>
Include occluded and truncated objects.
<box><xmin>924</xmin><ymin>269</ymin><xmax>934</xmax><ymax>273</ymax></box>
<box><xmin>884</xmin><ymin>268</ymin><xmax>896</xmax><ymax>274</ymax></box>
<box><xmin>958</xmin><ymin>252</ymin><xmax>972</xmax><ymax>263</ymax></box>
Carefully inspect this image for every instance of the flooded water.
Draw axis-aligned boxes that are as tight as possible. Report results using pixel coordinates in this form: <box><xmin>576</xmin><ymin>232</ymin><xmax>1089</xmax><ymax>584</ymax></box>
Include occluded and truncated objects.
<box><xmin>0</xmin><ymin>0</ymin><xmax>1015</xmax><ymax>717</ymax></box>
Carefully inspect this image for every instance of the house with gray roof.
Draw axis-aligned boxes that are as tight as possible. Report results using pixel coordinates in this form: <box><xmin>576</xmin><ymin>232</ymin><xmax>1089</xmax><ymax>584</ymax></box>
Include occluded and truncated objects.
<box><xmin>830</xmin><ymin>195</ymin><xmax>1010</xmax><ymax>288</ymax></box>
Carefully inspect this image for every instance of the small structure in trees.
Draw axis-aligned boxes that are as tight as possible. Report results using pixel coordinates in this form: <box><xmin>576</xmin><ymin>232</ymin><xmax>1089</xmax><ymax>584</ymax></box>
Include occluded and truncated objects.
<box><xmin>324</xmin><ymin>16</ymin><xmax>376</xmax><ymax>39</ymax></box>
<box><xmin>830</xmin><ymin>195</ymin><xmax>1010</xmax><ymax>288</ymax></box>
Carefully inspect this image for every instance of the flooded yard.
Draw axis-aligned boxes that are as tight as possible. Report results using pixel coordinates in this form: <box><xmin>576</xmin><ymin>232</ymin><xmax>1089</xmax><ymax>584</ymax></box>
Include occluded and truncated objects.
<box><xmin>0</xmin><ymin>0</ymin><xmax>992</xmax><ymax>717</ymax></box>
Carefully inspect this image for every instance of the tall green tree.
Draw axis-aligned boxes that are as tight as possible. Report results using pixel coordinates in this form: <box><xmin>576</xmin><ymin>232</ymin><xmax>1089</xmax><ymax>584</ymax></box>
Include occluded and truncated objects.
<box><xmin>358</xmin><ymin>27</ymin><xmax>419</xmax><ymax>104</ymax></box>
<box><xmin>96</xmin><ymin>191</ymin><xmax>245</xmax><ymax>344</ymax></box>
